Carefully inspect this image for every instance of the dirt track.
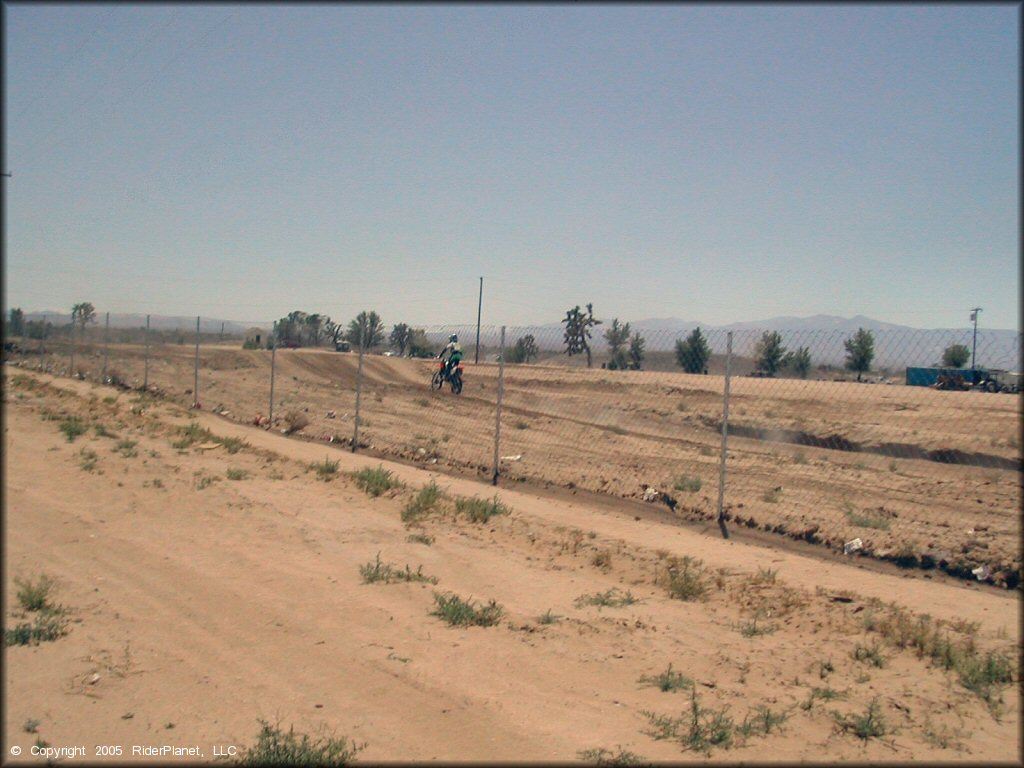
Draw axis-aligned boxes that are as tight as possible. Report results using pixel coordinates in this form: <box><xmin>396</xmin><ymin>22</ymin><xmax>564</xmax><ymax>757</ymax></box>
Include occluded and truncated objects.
<box><xmin>8</xmin><ymin>342</ymin><xmax>1018</xmax><ymax>588</ymax></box>
<box><xmin>3</xmin><ymin>369</ymin><xmax>1019</xmax><ymax>762</ymax></box>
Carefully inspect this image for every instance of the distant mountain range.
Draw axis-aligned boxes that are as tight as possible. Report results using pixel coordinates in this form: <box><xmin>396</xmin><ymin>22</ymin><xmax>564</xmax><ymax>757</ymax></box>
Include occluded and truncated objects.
<box><xmin>23</xmin><ymin>311</ymin><xmax>1020</xmax><ymax>370</ymax></box>
<box><xmin>24</xmin><ymin>312</ymin><xmax>262</xmax><ymax>335</ymax></box>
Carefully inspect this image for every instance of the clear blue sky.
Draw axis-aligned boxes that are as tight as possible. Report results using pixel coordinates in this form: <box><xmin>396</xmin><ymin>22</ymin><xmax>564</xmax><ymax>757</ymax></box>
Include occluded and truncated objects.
<box><xmin>3</xmin><ymin>3</ymin><xmax>1019</xmax><ymax>330</ymax></box>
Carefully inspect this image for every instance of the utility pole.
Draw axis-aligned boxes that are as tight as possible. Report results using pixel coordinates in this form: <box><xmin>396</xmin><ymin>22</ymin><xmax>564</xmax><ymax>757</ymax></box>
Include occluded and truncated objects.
<box><xmin>970</xmin><ymin>307</ymin><xmax>982</xmax><ymax>370</ymax></box>
<box><xmin>475</xmin><ymin>276</ymin><xmax>483</xmax><ymax>364</ymax></box>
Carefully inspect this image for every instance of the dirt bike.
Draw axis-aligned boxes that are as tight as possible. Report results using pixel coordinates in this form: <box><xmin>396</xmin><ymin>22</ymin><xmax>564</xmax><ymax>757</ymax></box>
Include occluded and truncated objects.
<box><xmin>431</xmin><ymin>360</ymin><xmax>464</xmax><ymax>395</ymax></box>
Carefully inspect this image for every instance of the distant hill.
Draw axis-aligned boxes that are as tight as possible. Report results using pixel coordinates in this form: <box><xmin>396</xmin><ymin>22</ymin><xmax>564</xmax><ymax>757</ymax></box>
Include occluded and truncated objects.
<box><xmin>24</xmin><ymin>312</ymin><xmax>266</xmax><ymax>335</ymax></box>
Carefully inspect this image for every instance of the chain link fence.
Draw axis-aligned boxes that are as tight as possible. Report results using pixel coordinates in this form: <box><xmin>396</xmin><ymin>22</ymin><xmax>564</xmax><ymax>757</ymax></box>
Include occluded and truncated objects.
<box><xmin>4</xmin><ymin>315</ymin><xmax>1020</xmax><ymax>588</ymax></box>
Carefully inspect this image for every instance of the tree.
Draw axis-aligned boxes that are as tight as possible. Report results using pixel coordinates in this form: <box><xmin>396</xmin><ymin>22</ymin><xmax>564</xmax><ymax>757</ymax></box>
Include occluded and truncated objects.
<box><xmin>25</xmin><ymin>319</ymin><xmax>51</xmax><ymax>340</ymax></box>
<box><xmin>304</xmin><ymin>313</ymin><xmax>326</xmax><ymax>347</ymax></box>
<box><xmin>675</xmin><ymin>327</ymin><xmax>711</xmax><ymax>374</ymax></box>
<box><xmin>347</xmin><ymin>310</ymin><xmax>385</xmax><ymax>350</ymax></box>
<box><xmin>325</xmin><ymin>320</ymin><xmax>345</xmax><ymax>347</ymax></box>
<box><xmin>274</xmin><ymin>310</ymin><xmax>307</xmax><ymax>347</ymax></box>
<box><xmin>7</xmin><ymin>308</ymin><xmax>25</xmax><ymax>337</ymax></box>
<box><xmin>753</xmin><ymin>331</ymin><xmax>787</xmax><ymax>377</ymax></box>
<box><xmin>562</xmin><ymin>303</ymin><xmax>601</xmax><ymax>368</ymax></box>
<box><xmin>941</xmin><ymin>343</ymin><xmax>970</xmax><ymax>368</ymax></box>
<box><xmin>844</xmin><ymin>327</ymin><xmax>875</xmax><ymax>382</ymax></box>
<box><xmin>390</xmin><ymin>324</ymin><xmax>412</xmax><ymax>356</ymax></box>
<box><xmin>407</xmin><ymin>328</ymin><xmax>433</xmax><ymax>358</ymax></box>
<box><xmin>507</xmin><ymin>334</ymin><xmax>539</xmax><ymax>364</ymax></box>
<box><xmin>788</xmin><ymin>346</ymin><xmax>812</xmax><ymax>379</ymax></box>
<box><xmin>71</xmin><ymin>302</ymin><xmax>96</xmax><ymax>334</ymax></box>
<box><xmin>603</xmin><ymin>318</ymin><xmax>631</xmax><ymax>370</ymax></box>
<box><xmin>628</xmin><ymin>332</ymin><xmax>645</xmax><ymax>370</ymax></box>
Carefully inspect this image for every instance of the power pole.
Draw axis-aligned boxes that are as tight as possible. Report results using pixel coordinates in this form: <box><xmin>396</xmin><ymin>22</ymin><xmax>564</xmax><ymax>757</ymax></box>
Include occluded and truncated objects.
<box><xmin>475</xmin><ymin>276</ymin><xmax>483</xmax><ymax>364</ymax></box>
<box><xmin>970</xmin><ymin>307</ymin><xmax>982</xmax><ymax>370</ymax></box>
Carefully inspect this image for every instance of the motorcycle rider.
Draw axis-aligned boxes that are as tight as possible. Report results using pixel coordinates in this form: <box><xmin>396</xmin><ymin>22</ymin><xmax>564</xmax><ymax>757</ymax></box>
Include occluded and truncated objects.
<box><xmin>438</xmin><ymin>334</ymin><xmax>463</xmax><ymax>379</ymax></box>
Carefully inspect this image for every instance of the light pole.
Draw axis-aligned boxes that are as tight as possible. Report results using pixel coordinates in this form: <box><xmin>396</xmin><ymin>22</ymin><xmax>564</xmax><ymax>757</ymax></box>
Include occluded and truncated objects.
<box><xmin>970</xmin><ymin>307</ymin><xmax>982</xmax><ymax>370</ymax></box>
<box><xmin>475</xmin><ymin>277</ymin><xmax>483</xmax><ymax>364</ymax></box>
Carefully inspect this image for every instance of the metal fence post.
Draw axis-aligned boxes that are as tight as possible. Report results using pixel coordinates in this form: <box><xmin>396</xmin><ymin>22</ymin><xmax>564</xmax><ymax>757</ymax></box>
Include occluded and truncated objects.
<box><xmin>144</xmin><ymin>314</ymin><xmax>150</xmax><ymax>390</ymax></box>
<box><xmin>102</xmin><ymin>311</ymin><xmax>110</xmax><ymax>383</ymax></box>
<box><xmin>193</xmin><ymin>316</ymin><xmax>200</xmax><ymax>408</ymax></box>
<box><xmin>493</xmin><ymin>326</ymin><xmax>505</xmax><ymax>485</ymax></box>
<box><xmin>268</xmin><ymin>340</ymin><xmax>276</xmax><ymax>427</ymax></box>
<box><xmin>69</xmin><ymin>317</ymin><xmax>76</xmax><ymax>376</ymax></box>
<box><xmin>352</xmin><ymin>318</ymin><xmax>366</xmax><ymax>452</ymax></box>
<box><xmin>716</xmin><ymin>331</ymin><xmax>733</xmax><ymax>539</ymax></box>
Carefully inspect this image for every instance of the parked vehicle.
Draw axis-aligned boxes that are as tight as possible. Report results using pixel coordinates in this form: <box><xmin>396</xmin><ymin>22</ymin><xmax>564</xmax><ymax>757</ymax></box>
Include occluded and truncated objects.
<box><xmin>431</xmin><ymin>361</ymin><xmax>464</xmax><ymax>395</ymax></box>
<box><xmin>335</xmin><ymin>341</ymin><xmax>351</xmax><ymax>352</ymax></box>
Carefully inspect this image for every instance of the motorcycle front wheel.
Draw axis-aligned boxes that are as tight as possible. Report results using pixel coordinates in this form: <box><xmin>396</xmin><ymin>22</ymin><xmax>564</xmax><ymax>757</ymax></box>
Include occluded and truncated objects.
<box><xmin>431</xmin><ymin>370</ymin><xmax>444</xmax><ymax>391</ymax></box>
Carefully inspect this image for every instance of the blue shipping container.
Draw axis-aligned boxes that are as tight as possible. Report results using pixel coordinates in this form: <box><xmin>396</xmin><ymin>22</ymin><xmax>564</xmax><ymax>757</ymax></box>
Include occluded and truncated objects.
<box><xmin>905</xmin><ymin>367</ymin><xmax>987</xmax><ymax>387</ymax></box>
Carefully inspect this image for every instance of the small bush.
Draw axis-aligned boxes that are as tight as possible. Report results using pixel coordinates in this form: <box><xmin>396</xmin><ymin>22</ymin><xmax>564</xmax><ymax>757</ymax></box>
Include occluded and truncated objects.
<box><xmin>853</xmin><ymin>642</ymin><xmax>887</xmax><ymax>668</ymax></box>
<box><xmin>283</xmin><ymin>410</ymin><xmax>309</xmax><ymax>435</ymax></box>
<box><xmin>761</xmin><ymin>487</ymin><xmax>781</xmax><ymax>503</ymax></box>
<box><xmin>431</xmin><ymin>592</ymin><xmax>503</xmax><ymax>627</ymax></box>
<box><xmin>739</xmin><ymin>616</ymin><xmax>778</xmax><ymax>637</ymax></box>
<box><xmin>402</xmin><ymin>482</ymin><xmax>444</xmax><ymax>523</ymax></box>
<box><xmin>638</xmin><ymin>663</ymin><xmax>692</xmax><ymax>692</ymax></box>
<box><xmin>673</xmin><ymin>475</ymin><xmax>702</xmax><ymax>493</ymax></box>
<box><xmin>537</xmin><ymin>609</ymin><xmax>562</xmax><ymax>625</ymax></box>
<box><xmin>226</xmin><ymin>468</ymin><xmax>249</xmax><ymax>481</ymax></box>
<box><xmin>172</xmin><ymin>422</ymin><xmax>214</xmax><ymax>450</ymax></box>
<box><xmin>577</xmin><ymin>747</ymin><xmax>647</xmax><ymax>766</ymax></box>
<box><xmin>591</xmin><ymin>549</ymin><xmax>613</xmax><ymax>572</ymax></box>
<box><xmin>4</xmin><ymin>610</ymin><xmax>69</xmax><ymax>647</ymax></box>
<box><xmin>235</xmin><ymin>720</ymin><xmax>364</xmax><ymax>766</ymax></box>
<box><xmin>833</xmin><ymin>698</ymin><xmax>888</xmax><ymax>740</ymax></box>
<box><xmin>845</xmin><ymin>507</ymin><xmax>890</xmax><ymax>530</ymax></box>
<box><xmin>311</xmin><ymin>458</ymin><xmax>339</xmax><ymax>482</ymax></box>
<box><xmin>15</xmin><ymin>574</ymin><xmax>56</xmax><ymax>612</ymax></box>
<box><xmin>455</xmin><ymin>495</ymin><xmax>511</xmax><ymax>523</ymax></box>
<box><xmin>220</xmin><ymin>436</ymin><xmax>248</xmax><ymax>454</ymax></box>
<box><xmin>195</xmin><ymin>474</ymin><xmax>219</xmax><ymax>491</ymax></box>
<box><xmin>737</xmin><ymin>706</ymin><xmax>788</xmax><ymax>738</ymax></box>
<box><xmin>407</xmin><ymin>533</ymin><xmax>434</xmax><ymax>546</ymax></box>
<box><xmin>574</xmin><ymin>588</ymin><xmax>638</xmax><ymax>609</ymax></box>
<box><xmin>114</xmin><ymin>439</ymin><xmax>138</xmax><ymax>457</ymax></box>
<box><xmin>662</xmin><ymin>556</ymin><xmax>708</xmax><ymax>602</ymax></box>
<box><xmin>351</xmin><ymin>465</ymin><xmax>401</xmax><ymax>497</ymax></box>
<box><xmin>93</xmin><ymin>423</ymin><xmax>118</xmax><ymax>438</ymax></box>
<box><xmin>360</xmin><ymin>554</ymin><xmax>437</xmax><ymax>585</ymax></box>
<box><xmin>79</xmin><ymin>447</ymin><xmax>99</xmax><ymax>472</ymax></box>
<box><xmin>59</xmin><ymin>417</ymin><xmax>87</xmax><ymax>442</ymax></box>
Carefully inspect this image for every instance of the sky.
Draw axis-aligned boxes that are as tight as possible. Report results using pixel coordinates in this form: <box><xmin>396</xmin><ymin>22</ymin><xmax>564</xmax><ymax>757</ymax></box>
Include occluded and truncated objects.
<box><xmin>2</xmin><ymin>3</ymin><xmax>1020</xmax><ymax>331</ymax></box>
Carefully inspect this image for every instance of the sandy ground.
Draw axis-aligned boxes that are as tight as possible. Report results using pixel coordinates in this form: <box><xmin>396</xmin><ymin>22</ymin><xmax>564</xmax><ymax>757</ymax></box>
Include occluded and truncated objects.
<box><xmin>7</xmin><ymin>343</ymin><xmax>1020</xmax><ymax>587</ymax></box>
<box><xmin>3</xmin><ymin>369</ymin><xmax>1020</xmax><ymax>763</ymax></box>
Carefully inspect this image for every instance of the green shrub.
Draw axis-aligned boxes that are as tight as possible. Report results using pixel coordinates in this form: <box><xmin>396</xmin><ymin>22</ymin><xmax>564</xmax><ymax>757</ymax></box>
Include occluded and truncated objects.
<box><xmin>15</xmin><ymin>574</ymin><xmax>57</xmax><ymax>612</ymax></box>
<box><xmin>663</xmin><ymin>557</ymin><xmax>707</xmax><ymax>602</ymax></box>
<box><xmin>311</xmin><ymin>458</ymin><xmax>339</xmax><ymax>482</ymax></box>
<box><xmin>351</xmin><ymin>466</ymin><xmax>401</xmax><ymax>497</ymax></box>
<box><xmin>638</xmin><ymin>663</ymin><xmax>692</xmax><ymax>692</ymax></box>
<box><xmin>235</xmin><ymin>720</ymin><xmax>363</xmax><ymax>766</ymax></box>
<box><xmin>455</xmin><ymin>495</ymin><xmax>510</xmax><ymax>523</ymax></box>
<box><xmin>59</xmin><ymin>417</ymin><xmax>87</xmax><ymax>442</ymax></box>
<box><xmin>833</xmin><ymin>698</ymin><xmax>888</xmax><ymax>740</ymax></box>
<box><xmin>360</xmin><ymin>554</ymin><xmax>437</xmax><ymax>585</ymax></box>
<box><xmin>115</xmin><ymin>439</ymin><xmax>138</xmax><ymax>457</ymax></box>
<box><xmin>673</xmin><ymin>475</ymin><xmax>702</xmax><ymax>493</ymax></box>
<box><xmin>402</xmin><ymin>482</ymin><xmax>444</xmax><ymax>523</ymax></box>
<box><xmin>574</xmin><ymin>588</ymin><xmax>638</xmax><ymax>609</ymax></box>
<box><xmin>431</xmin><ymin>593</ymin><xmax>503</xmax><ymax>627</ymax></box>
